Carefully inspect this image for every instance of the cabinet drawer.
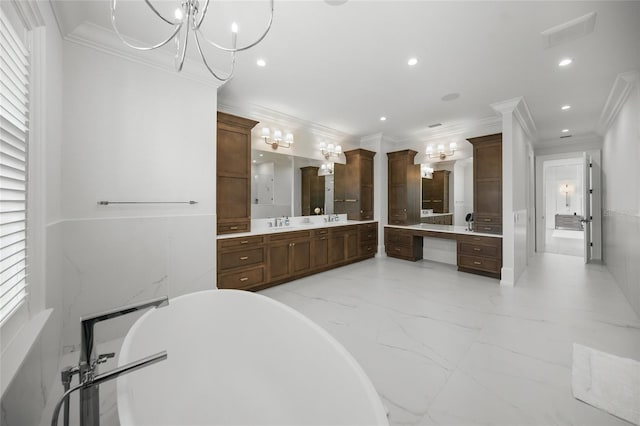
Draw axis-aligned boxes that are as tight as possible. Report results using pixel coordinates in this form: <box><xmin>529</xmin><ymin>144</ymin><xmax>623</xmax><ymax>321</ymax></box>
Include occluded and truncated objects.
<box><xmin>474</xmin><ymin>223</ymin><xmax>502</xmax><ymax>234</ymax></box>
<box><xmin>458</xmin><ymin>242</ymin><xmax>500</xmax><ymax>258</ymax></box>
<box><xmin>457</xmin><ymin>234</ymin><xmax>501</xmax><ymax>248</ymax></box>
<box><xmin>329</xmin><ymin>225</ymin><xmax>357</xmax><ymax>235</ymax></box>
<box><xmin>359</xmin><ymin>222</ymin><xmax>377</xmax><ymax>231</ymax></box>
<box><xmin>359</xmin><ymin>230</ymin><xmax>377</xmax><ymax>243</ymax></box>
<box><xmin>474</xmin><ymin>215</ymin><xmax>502</xmax><ymax>225</ymax></box>
<box><xmin>312</xmin><ymin>228</ymin><xmax>329</xmax><ymax>237</ymax></box>
<box><xmin>458</xmin><ymin>255</ymin><xmax>500</xmax><ymax>274</ymax></box>
<box><xmin>359</xmin><ymin>243</ymin><xmax>377</xmax><ymax>257</ymax></box>
<box><xmin>269</xmin><ymin>230</ymin><xmax>311</xmax><ymax>242</ymax></box>
<box><xmin>217</xmin><ymin>235</ymin><xmax>265</xmax><ymax>250</ymax></box>
<box><xmin>385</xmin><ymin>243</ymin><xmax>418</xmax><ymax>260</ymax></box>
<box><xmin>219</xmin><ymin>247</ymin><xmax>264</xmax><ymax>271</ymax></box>
<box><xmin>218</xmin><ymin>267</ymin><xmax>264</xmax><ymax>290</ymax></box>
<box><xmin>217</xmin><ymin>222</ymin><xmax>249</xmax><ymax>234</ymax></box>
<box><xmin>386</xmin><ymin>231</ymin><xmax>412</xmax><ymax>246</ymax></box>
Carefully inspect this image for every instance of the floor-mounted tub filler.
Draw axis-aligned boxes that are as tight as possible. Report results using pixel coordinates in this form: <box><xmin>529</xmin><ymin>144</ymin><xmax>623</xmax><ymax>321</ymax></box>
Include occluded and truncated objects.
<box><xmin>117</xmin><ymin>289</ymin><xmax>389</xmax><ymax>425</ymax></box>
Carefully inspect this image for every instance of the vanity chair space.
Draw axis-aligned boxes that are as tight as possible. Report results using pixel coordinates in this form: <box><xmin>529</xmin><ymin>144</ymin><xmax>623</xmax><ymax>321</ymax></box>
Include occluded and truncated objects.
<box><xmin>384</xmin><ymin>135</ymin><xmax>503</xmax><ymax>280</ymax></box>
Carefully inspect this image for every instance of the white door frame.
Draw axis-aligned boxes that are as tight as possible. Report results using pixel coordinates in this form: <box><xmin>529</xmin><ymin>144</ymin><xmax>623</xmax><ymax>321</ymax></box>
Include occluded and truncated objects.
<box><xmin>534</xmin><ymin>150</ymin><xmax>602</xmax><ymax>261</ymax></box>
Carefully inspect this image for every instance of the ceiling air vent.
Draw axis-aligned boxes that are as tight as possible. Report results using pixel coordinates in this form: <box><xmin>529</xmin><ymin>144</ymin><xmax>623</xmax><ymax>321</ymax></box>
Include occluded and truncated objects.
<box><xmin>427</xmin><ymin>123</ymin><xmax>442</xmax><ymax>128</ymax></box>
<box><xmin>560</xmin><ymin>135</ymin><xmax>573</xmax><ymax>139</ymax></box>
<box><xmin>541</xmin><ymin>12</ymin><xmax>597</xmax><ymax>49</ymax></box>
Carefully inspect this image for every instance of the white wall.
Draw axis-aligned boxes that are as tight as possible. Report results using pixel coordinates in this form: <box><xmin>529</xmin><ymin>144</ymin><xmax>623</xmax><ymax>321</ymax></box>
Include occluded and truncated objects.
<box><xmin>59</xmin><ymin>42</ymin><xmax>218</xmax><ymax>350</ymax></box>
<box><xmin>601</xmin><ymin>73</ymin><xmax>640</xmax><ymax>316</ymax></box>
<box><xmin>0</xmin><ymin>2</ymin><xmax>64</xmax><ymax>424</ymax></box>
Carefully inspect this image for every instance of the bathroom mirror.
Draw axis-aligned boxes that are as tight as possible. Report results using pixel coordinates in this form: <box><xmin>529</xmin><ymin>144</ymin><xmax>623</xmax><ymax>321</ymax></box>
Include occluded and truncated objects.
<box><xmin>251</xmin><ymin>150</ymin><xmax>336</xmax><ymax>218</ymax></box>
<box><xmin>420</xmin><ymin>156</ymin><xmax>473</xmax><ymax>226</ymax></box>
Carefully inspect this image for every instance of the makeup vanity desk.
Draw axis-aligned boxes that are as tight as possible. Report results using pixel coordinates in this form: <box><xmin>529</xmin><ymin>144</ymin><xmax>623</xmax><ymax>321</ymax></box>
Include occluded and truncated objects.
<box><xmin>384</xmin><ymin>223</ymin><xmax>502</xmax><ymax>279</ymax></box>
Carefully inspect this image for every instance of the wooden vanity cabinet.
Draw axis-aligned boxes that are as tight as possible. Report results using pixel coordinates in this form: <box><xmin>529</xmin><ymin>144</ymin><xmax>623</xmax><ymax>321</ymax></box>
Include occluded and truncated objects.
<box><xmin>468</xmin><ymin>133</ymin><xmax>502</xmax><ymax>234</ymax></box>
<box><xmin>267</xmin><ymin>231</ymin><xmax>312</xmax><ymax>283</ymax></box>
<box><xmin>343</xmin><ymin>149</ymin><xmax>376</xmax><ymax>221</ymax></box>
<box><xmin>422</xmin><ymin>170</ymin><xmax>450</xmax><ymax>213</ymax></box>
<box><xmin>311</xmin><ymin>228</ymin><xmax>330</xmax><ymax>270</ymax></box>
<box><xmin>217</xmin><ymin>236</ymin><xmax>266</xmax><ymax>290</ymax></box>
<box><xmin>384</xmin><ymin>227</ymin><xmax>423</xmax><ymax>261</ymax></box>
<box><xmin>457</xmin><ymin>234</ymin><xmax>502</xmax><ymax>278</ymax></box>
<box><xmin>387</xmin><ymin>150</ymin><xmax>420</xmax><ymax>226</ymax></box>
<box><xmin>329</xmin><ymin>225</ymin><xmax>359</xmax><ymax>265</ymax></box>
<box><xmin>358</xmin><ymin>222</ymin><xmax>378</xmax><ymax>257</ymax></box>
<box><xmin>217</xmin><ymin>112</ymin><xmax>258</xmax><ymax>235</ymax></box>
<box><xmin>300</xmin><ymin>166</ymin><xmax>325</xmax><ymax>216</ymax></box>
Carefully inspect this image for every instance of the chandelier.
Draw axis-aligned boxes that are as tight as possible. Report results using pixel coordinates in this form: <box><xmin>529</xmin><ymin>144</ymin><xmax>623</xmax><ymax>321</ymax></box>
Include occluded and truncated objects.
<box><xmin>426</xmin><ymin>142</ymin><xmax>456</xmax><ymax>160</ymax></box>
<box><xmin>262</xmin><ymin>128</ymin><xmax>293</xmax><ymax>149</ymax></box>
<box><xmin>109</xmin><ymin>0</ymin><xmax>274</xmax><ymax>81</ymax></box>
<box><xmin>319</xmin><ymin>141</ymin><xmax>342</xmax><ymax>159</ymax></box>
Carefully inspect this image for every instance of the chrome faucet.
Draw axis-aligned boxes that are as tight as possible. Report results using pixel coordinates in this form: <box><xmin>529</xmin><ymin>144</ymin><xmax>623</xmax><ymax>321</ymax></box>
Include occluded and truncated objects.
<box><xmin>51</xmin><ymin>296</ymin><xmax>169</xmax><ymax>426</ymax></box>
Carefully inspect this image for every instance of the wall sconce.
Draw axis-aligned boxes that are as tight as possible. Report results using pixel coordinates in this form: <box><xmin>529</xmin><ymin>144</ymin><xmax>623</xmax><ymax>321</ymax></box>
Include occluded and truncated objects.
<box><xmin>319</xmin><ymin>141</ymin><xmax>342</xmax><ymax>159</ymax></box>
<box><xmin>421</xmin><ymin>165</ymin><xmax>434</xmax><ymax>179</ymax></box>
<box><xmin>426</xmin><ymin>142</ymin><xmax>456</xmax><ymax>160</ymax></box>
<box><xmin>262</xmin><ymin>127</ymin><xmax>293</xmax><ymax>149</ymax></box>
<box><xmin>318</xmin><ymin>162</ymin><xmax>334</xmax><ymax>176</ymax></box>
<box><xmin>560</xmin><ymin>183</ymin><xmax>571</xmax><ymax>207</ymax></box>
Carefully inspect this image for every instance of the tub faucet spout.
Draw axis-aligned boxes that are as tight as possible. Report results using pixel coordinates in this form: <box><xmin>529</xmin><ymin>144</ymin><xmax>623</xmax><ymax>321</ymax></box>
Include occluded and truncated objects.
<box><xmin>78</xmin><ymin>296</ymin><xmax>169</xmax><ymax>426</ymax></box>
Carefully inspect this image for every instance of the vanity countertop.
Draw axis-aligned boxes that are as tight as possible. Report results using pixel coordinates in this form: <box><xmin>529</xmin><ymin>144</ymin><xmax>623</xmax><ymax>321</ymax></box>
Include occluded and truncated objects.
<box><xmin>386</xmin><ymin>223</ymin><xmax>502</xmax><ymax>239</ymax></box>
<box><xmin>420</xmin><ymin>212</ymin><xmax>454</xmax><ymax>218</ymax></box>
<box><xmin>217</xmin><ymin>220</ymin><xmax>378</xmax><ymax>239</ymax></box>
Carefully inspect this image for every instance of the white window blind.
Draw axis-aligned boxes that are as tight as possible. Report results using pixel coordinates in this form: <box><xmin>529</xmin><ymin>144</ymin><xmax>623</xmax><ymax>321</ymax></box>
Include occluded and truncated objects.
<box><xmin>1</xmin><ymin>9</ymin><xmax>30</xmax><ymax>325</ymax></box>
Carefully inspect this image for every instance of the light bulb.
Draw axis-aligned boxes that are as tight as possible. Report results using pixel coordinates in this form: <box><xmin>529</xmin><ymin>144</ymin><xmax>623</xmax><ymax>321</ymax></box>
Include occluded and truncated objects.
<box><xmin>335</xmin><ymin>145</ymin><xmax>342</xmax><ymax>154</ymax></box>
<box><xmin>437</xmin><ymin>144</ymin><xmax>445</xmax><ymax>153</ymax></box>
<box><xmin>426</xmin><ymin>146</ymin><xmax>434</xmax><ymax>155</ymax></box>
<box><xmin>449</xmin><ymin>142</ymin><xmax>457</xmax><ymax>151</ymax></box>
<box><xmin>273</xmin><ymin>129</ymin><xmax>282</xmax><ymax>141</ymax></box>
<box><xmin>174</xmin><ymin>7</ymin><xmax>184</xmax><ymax>21</ymax></box>
<box><xmin>231</xmin><ymin>22</ymin><xmax>238</xmax><ymax>33</ymax></box>
<box><xmin>261</xmin><ymin>127</ymin><xmax>270</xmax><ymax>137</ymax></box>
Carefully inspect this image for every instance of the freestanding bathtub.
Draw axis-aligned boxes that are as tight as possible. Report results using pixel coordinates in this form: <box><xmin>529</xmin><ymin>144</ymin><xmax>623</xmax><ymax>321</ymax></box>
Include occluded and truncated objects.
<box><xmin>117</xmin><ymin>289</ymin><xmax>388</xmax><ymax>425</ymax></box>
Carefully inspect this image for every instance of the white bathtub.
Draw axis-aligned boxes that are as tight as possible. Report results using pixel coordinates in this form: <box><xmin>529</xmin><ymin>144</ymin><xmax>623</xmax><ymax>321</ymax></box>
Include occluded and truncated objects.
<box><xmin>117</xmin><ymin>289</ymin><xmax>388</xmax><ymax>425</ymax></box>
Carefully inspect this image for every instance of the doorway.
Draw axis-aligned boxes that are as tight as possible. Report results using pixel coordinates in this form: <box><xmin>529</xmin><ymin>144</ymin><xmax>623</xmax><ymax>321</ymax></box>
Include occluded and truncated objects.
<box><xmin>535</xmin><ymin>151</ymin><xmax>601</xmax><ymax>262</ymax></box>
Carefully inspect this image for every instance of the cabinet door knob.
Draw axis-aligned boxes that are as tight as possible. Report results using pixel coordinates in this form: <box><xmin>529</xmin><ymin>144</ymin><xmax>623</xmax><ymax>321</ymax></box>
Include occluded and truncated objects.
<box><xmin>239</xmin><ymin>277</ymin><xmax>249</xmax><ymax>282</ymax></box>
<box><xmin>240</xmin><ymin>240</ymin><xmax>249</xmax><ymax>244</ymax></box>
<box><xmin>473</xmin><ymin>261</ymin><xmax>482</xmax><ymax>265</ymax></box>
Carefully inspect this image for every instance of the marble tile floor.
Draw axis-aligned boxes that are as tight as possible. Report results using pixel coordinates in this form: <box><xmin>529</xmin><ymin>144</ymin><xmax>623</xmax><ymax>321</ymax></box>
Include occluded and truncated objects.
<box><xmin>38</xmin><ymin>253</ymin><xmax>640</xmax><ymax>426</ymax></box>
<box><xmin>261</xmin><ymin>253</ymin><xmax>640</xmax><ymax>426</ymax></box>
<box><xmin>545</xmin><ymin>228</ymin><xmax>584</xmax><ymax>257</ymax></box>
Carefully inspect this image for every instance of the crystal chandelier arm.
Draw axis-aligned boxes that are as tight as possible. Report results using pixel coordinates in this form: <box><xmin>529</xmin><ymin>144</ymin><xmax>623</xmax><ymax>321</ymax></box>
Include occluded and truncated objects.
<box><xmin>194</xmin><ymin>0</ymin><xmax>210</xmax><ymax>29</ymax></box>
<box><xmin>194</xmin><ymin>29</ymin><xmax>236</xmax><ymax>82</ymax></box>
<box><xmin>175</xmin><ymin>20</ymin><xmax>190</xmax><ymax>72</ymax></box>
<box><xmin>195</xmin><ymin>0</ymin><xmax>274</xmax><ymax>53</ymax></box>
<box><xmin>110</xmin><ymin>0</ymin><xmax>182</xmax><ymax>51</ymax></box>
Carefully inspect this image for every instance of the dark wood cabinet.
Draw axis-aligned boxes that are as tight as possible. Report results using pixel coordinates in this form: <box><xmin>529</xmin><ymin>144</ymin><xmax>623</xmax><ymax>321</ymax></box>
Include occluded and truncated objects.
<box><xmin>387</xmin><ymin>150</ymin><xmax>420</xmax><ymax>225</ymax></box>
<box><xmin>300</xmin><ymin>166</ymin><xmax>325</xmax><ymax>216</ymax></box>
<box><xmin>384</xmin><ymin>227</ymin><xmax>423</xmax><ymax>261</ymax></box>
<box><xmin>457</xmin><ymin>234</ymin><xmax>502</xmax><ymax>278</ymax></box>
<box><xmin>267</xmin><ymin>231</ymin><xmax>312</xmax><ymax>282</ymax></box>
<box><xmin>422</xmin><ymin>170</ymin><xmax>450</xmax><ymax>213</ymax></box>
<box><xmin>217</xmin><ymin>223</ymin><xmax>377</xmax><ymax>291</ymax></box>
<box><xmin>468</xmin><ymin>133</ymin><xmax>502</xmax><ymax>235</ymax></box>
<box><xmin>343</xmin><ymin>149</ymin><xmax>376</xmax><ymax>221</ymax></box>
<box><xmin>217</xmin><ymin>112</ymin><xmax>258</xmax><ymax>235</ymax></box>
<box><xmin>358</xmin><ymin>221</ymin><xmax>378</xmax><ymax>257</ymax></box>
<box><xmin>329</xmin><ymin>225</ymin><xmax>359</xmax><ymax>265</ymax></box>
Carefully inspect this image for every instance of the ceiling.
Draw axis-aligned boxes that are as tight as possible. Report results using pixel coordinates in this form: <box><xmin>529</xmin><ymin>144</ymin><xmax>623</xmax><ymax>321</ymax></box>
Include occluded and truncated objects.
<box><xmin>51</xmin><ymin>1</ymin><xmax>640</xmax><ymax>145</ymax></box>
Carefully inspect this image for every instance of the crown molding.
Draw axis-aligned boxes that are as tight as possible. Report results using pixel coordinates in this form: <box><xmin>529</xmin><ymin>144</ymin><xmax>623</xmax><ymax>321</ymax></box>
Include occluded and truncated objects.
<box><xmin>217</xmin><ymin>101</ymin><xmax>358</xmax><ymax>145</ymax></box>
<box><xmin>597</xmin><ymin>70</ymin><xmax>640</xmax><ymax>135</ymax></box>
<box><xmin>491</xmin><ymin>96</ymin><xmax>538</xmax><ymax>142</ymax></box>
<box><xmin>9</xmin><ymin>0</ymin><xmax>44</xmax><ymax>29</ymax></box>
<box><xmin>394</xmin><ymin>115</ymin><xmax>502</xmax><ymax>145</ymax></box>
<box><xmin>63</xmin><ymin>22</ymin><xmax>224</xmax><ymax>89</ymax></box>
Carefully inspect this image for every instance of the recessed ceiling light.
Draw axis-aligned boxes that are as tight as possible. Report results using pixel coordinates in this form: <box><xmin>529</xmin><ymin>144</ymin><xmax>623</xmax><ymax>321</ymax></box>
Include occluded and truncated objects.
<box><xmin>380</xmin><ymin>116</ymin><xmax>387</xmax><ymax>121</ymax></box>
<box><xmin>561</xmin><ymin>105</ymin><xmax>571</xmax><ymax>110</ymax></box>
<box><xmin>252</xmin><ymin>160</ymin><xmax>257</xmax><ymax>163</ymax></box>
<box><xmin>259</xmin><ymin>154</ymin><xmax>264</xmax><ymax>157</ymax></box>
<box><xmin>558</xmin><ymin>58</ymin><xmax>573</xmax><ymax>67</ymax></box>
<box><xmin>407</xmin><ymin>57</ymin><xmax>418</xmax><ymax>66</ymax></box>
<box><xmin>256</xmin><ymin>59</ymin><xmax>266</xmax><ymax>67</ymax></box>
<box><xmin>562</xmin><ymin>129</ymin><xmax>570</xmax><ymax>133</ymax></box>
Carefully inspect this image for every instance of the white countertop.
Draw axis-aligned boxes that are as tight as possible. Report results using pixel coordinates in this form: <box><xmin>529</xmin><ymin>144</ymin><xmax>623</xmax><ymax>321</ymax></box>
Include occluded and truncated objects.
<box><xmin>420</xmin><ymin>212</ymin><xmax>454</xmax><ymax>218</ymax></box>
<box><xmin>386</xmin><ymin>223</ymin><xmax>502</xmax><ymax>238</ymax></box>
<box><xmin>217</xmin><ymin>220</ymin><xmax>378</xmax><ymax>239</ymax></box>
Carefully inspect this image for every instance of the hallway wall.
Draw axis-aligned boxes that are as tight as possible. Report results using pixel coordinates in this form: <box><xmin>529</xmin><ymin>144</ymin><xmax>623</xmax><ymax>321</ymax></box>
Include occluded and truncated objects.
<box><xmin>602</xmin><ymin>72</ymin><xmax>640</xmax><ymax>317</ymax></box>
